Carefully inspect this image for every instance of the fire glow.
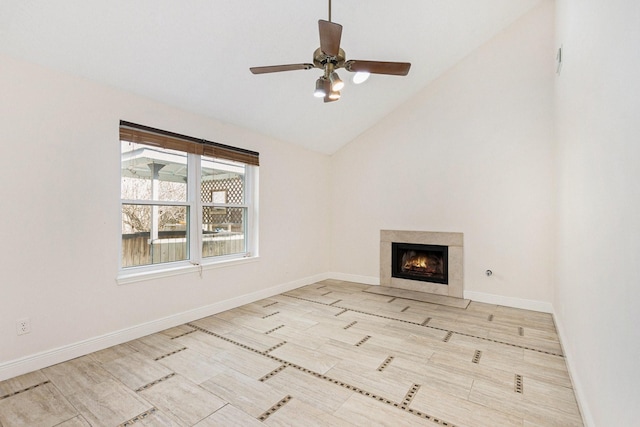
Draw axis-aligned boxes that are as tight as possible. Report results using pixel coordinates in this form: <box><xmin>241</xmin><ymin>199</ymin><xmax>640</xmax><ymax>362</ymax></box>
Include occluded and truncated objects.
<box><xmin>402</xmin><ymin>253</ymin><xmax>444</xmax><ymax>276</ymax></box>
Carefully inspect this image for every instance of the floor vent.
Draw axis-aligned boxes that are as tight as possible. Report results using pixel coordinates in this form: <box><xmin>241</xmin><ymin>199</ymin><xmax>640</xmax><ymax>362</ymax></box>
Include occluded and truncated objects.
<box><xmin>265</xmin><ymin>325</ymin><xmax>285</xmax><ymax>335</ymax></box>
<box><xmin>334</xmin><ymin>309</ymin><xmax>348</xmax><ymax>317</ymax></box>
<box><xmin>401</xmin><ymin>306</ymin><xmax>410</xmax><ymax>313</ymax></box>
<box><xmin>119</xmin><ymin>407</ymin><xmax>158</xmax><ymax>427</ymax></box>
<box><xmin>0</xmin><ymin>381</ymin><xmax>50</xmax><ymax>400</ymax></box>
<box><xmin>258</xmin><ymin>395</ymin><xmax>292</xmax><ymax>421</ymax></box>
<box><xmin>329</xmin><ymin>299</ymin><xmax>342</xmax><ymax>306</ymax></box>
<box><xmin>344</xmin><ymin>321</ymin><xmax>357</xmax><ymax>330</ymax></box>
<box><xmin>388</xmin><ymin>297</ymin><xmax>397</xmax><ymax>303</ymax></box>
<box><xmin>259</xmin><ymin>365</ymin><xmax>287</xmax><ymax>382</ymax></box>
<box><xmin>321</xmin><ymin>291</ymin><xmax>332</xmax><ymax>296</ymax></box>
<box><xmin>263</xmin><ymin>301</ymin><xmax>278</xmax><ymax>308</ymax></box>
<box><xmin>472</xmin><ymin>350</ymin><xmax>482</xmax><ymax>364</ymax></box>
<box><xmin>422</xmin><ymin>317</ymin><xmax>431</xmax><ymax>326</ymax></box>
<box><xmin>515</xmin><ymin>374</ymin><xmax>524</xmax><ymax>394</ymax></box>
<box><xmin>355</xmin><ymin>335</ymin><xmax>372</xmax><ymax>347</ymax></box>
<box><xmin>443</xmin><ymin>332</ymin><xmax>453</xmax><ymax>342</ymax></box>
<box><xmin>377</xmin><ymin>356</ymin><xmax>395</xmax><ymax>372</ymax></box>
<box><xmin>317</xmin><ymin>285</ymin><xmax>327</xmax><ymax>289</ymax></box>
<box><xmin>518</xmin><ymin>327</ymin><xmax>524</xmax><ymax>336</ymax></box>
<box><xmin>154</xmin><ymin>347</ymin><xmax>187</xmax><ymax>361</ymax></box>
<box><xmin>262</xmin><ymin>311</ymin><xmax>280</xmax><ymax>319</ymax></box>
<box><xmin>488</xmin><ymin>314</ymin><xmax>494</xmax><ymax>321</ymax></box>
<box><xmin>135</xmin><ymin>373</ymin><xmax>175</xmax><ymax>392</ymax></box>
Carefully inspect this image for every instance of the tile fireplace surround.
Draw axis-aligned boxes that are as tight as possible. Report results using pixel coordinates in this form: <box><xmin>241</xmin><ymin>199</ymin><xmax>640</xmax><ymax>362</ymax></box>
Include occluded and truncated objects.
<box><xmin>380</xmin><ymin>230</ymin><xmax>463</xmax><ymax>298</ymax></box>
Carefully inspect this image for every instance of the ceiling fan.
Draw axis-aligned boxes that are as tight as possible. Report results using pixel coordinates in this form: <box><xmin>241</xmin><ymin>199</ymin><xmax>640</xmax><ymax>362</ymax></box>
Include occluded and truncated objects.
<box><xmin>249</xmin><ymin>0</ymin><xmax>411</xmax><ymax>103</ymax></box>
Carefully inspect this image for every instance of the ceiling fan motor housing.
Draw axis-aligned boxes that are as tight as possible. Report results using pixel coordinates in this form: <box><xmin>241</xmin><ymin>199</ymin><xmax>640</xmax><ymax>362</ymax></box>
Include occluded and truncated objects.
<box><xmin>313</xmin><ymin>47</ymin><xmax>346</xmax><ymax>71</ymax></box>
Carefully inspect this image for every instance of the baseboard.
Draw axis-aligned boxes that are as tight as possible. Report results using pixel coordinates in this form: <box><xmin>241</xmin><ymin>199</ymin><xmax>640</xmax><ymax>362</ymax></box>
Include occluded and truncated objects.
<box><xmin>552</xmin><ymin>310</ymin><xmax>594</xmax><ymax>427</ymax></box>
<box><xmin>463</xmin><ymin>290</ymin><xmax>553</xmax><ymax>313</ymax></box>
<box><xmin>328</xmin><ymin>272</ymin><xmax>380</xmax><ymax>286</ymax></box>
<box><xmin>0</xmin><ymin>273</ymin><xmax>326</xmax><ymax>382</ymax></box>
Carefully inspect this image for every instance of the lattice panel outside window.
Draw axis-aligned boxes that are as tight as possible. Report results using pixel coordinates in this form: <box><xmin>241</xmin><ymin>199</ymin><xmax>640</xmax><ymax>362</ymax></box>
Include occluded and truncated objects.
<box><xmin>201</xmin><ymin>178</ymin><xmax>244</xmax><ymax>224</ymax></box>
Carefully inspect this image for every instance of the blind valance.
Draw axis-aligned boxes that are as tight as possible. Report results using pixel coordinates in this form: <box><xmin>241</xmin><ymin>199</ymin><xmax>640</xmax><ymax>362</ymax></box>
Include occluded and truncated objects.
<box><xmin>119</xmin><ymin>121</ymin><xmax>259</xmax><ymax>166</ymax></box>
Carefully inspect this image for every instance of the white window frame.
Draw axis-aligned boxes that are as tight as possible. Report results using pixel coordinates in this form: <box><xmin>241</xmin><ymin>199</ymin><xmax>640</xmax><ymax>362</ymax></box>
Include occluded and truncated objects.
<box><xmin>118</xmin><ymin>145</ymin><xmax>259</xmax><ymax>285</ymax></box>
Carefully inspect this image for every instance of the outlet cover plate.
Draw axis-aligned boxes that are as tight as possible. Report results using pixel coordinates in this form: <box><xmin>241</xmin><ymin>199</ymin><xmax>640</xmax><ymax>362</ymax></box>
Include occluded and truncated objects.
<box><xmin>16</xmin><ymin>318</ymin><xmax>31</xmax><ymax>335</ymax></box>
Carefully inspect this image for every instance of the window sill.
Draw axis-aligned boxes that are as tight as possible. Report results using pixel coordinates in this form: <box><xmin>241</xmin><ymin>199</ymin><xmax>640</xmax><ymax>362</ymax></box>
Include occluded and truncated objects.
<box><xmin>116</xmin><ymin>255</ymin><xmax>260</xmax><ymax>285</ymax></box>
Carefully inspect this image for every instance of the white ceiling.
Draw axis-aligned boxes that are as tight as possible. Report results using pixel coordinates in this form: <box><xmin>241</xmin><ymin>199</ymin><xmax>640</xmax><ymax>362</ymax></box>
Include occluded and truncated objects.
<box><xmin>0</xmin><ymin>0</ymin><xmax>542</xmax><ymax>154</ymax></box>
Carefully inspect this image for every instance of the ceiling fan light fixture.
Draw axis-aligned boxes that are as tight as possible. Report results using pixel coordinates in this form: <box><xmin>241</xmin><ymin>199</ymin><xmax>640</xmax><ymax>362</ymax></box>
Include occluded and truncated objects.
<box><xmin>352</xmin><ymin>71</ymin><xmax>370</xmax><ymax>84</ymax></box>
<box><xmin>314</xmin><ymin>77</ymin><xmax>328</xmax><ymax>98</ymax></box>
<box><xmin>328</xmin><ymin>89</ymin><xmax>341</xmax><ymax>100</ymax></box>
<box><xmin>330</xmin><ymin>71</ymin><xmax>344</xmax><ymax>91</ymax></box>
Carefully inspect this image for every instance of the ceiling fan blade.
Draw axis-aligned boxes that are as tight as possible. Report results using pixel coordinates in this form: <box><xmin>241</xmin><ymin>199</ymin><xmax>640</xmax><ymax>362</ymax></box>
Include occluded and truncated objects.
<box><xmin>250</xmin><ymin>63</ymin><xmax>314</xmax><ymax>74</ymax></box>
<box><xmin>319</xmin><ymin>19</ymin><xmax>342</xmax><ymax>56</ymax></box>
<box><xmin>345</xmin><ymin>60</ymin><xmax>411</xmax><ymax>76</ymax></box>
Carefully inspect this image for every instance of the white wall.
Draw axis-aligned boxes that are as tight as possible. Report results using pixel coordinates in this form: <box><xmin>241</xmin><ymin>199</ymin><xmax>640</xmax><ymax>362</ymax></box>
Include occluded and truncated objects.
<box><xmin>554</xmin><ymin>1</ymin><xmax>640</xmax><ymax>425</ymax></box>
<box><xmin>0</xmin><ymin>54</ymin><xmax>331</xmax><ymax>379</ymax></box>
<box><xmin>331</xmin><ymin>2</ymin><xmax>556</xmax><ymax>308</ymax></box>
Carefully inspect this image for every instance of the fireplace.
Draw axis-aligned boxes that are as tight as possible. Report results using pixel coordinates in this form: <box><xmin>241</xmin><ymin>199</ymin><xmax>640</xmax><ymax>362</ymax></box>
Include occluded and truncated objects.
<box><xmin>381</xmin><ymin>230</ymin><xmax>463</xmax><ymax>298</ymax></box>
<box><xmin>392</xmin><ymin>243</ymin><xmax>448</xmax><ymax>284</ymax></box>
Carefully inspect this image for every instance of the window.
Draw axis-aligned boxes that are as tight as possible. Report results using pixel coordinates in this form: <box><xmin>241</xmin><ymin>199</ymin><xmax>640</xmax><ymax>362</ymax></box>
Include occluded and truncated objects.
<box><xmin>120</xmin><ymin>121</ymin><xmax>258</xmax><ymax>273</ymax></box>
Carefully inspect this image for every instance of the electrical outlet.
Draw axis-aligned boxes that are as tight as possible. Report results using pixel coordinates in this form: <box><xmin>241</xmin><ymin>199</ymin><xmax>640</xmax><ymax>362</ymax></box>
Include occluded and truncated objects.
<box><xmin>16</xmin><ymin>318</ymin><xmax>31</xmax><ymax>335</ymax></box>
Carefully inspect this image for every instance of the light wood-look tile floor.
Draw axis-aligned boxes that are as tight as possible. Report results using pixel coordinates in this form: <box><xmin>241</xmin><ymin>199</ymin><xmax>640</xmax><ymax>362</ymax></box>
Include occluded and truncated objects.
<box><xmin>0</xmin><ymin>280</ymin><xmax>584</xmax><ymax>426</ymax></box>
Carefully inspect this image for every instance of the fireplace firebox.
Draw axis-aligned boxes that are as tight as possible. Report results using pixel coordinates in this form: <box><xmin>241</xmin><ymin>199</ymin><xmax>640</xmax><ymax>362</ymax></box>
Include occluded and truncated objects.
<box><xmin>391</xmin><ymin>242</ymin><xmax>448</xmax><ymax>285</ymax></box>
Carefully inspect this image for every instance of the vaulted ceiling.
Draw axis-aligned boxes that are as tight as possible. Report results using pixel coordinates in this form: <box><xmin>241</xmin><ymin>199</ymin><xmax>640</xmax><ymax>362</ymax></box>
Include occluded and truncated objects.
<box><xmin>0</xmin><ymin>0</ymin><xmax>543</xmax><ymax>154</ymax></box>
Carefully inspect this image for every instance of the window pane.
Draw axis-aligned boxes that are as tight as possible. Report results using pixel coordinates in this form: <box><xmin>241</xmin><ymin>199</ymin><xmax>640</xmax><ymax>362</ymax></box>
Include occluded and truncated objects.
<box><xmin>201</xmin><ymin>156</ymin><xmax>245</xmax><ymax>204</ymax></box>
<box><xmin>122</xmin><ymin>204</ymin><xmax>189</xmax><ymax>267</ymax></box>
<box><xmin>201</xmin><ymin>156</ymin><xmax>248</xmax><ymax>259</ymax></box>
<box><xmin>121</xmin><ymin>141</ymin><xmax>188</xmax><ymax>202</ymax></box>
<box><xmin>202</xmin><ymin>207</ymin><xmax>246</xmax><ymax>257</ymax></box>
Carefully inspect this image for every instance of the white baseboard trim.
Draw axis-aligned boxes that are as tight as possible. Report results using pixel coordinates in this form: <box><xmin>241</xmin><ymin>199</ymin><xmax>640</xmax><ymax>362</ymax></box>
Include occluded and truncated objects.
<box><xmin>0</xmin><ymin>273</ymin><xmax>326</xmax><ymax>382</ymax></box>
<box><xmin>328</xmin><ymin>272</ymin><xmax>380</xmax><ymax>286</ymax></box>
<box><xmin>552</xmin><ymin>310</ymin><xmax>594</xmax><ymax>427</ymax></box>
<box><xmin>463</xmin><ymin>290</ymin><xmax>553</xmax><ymax>313</ymax></box>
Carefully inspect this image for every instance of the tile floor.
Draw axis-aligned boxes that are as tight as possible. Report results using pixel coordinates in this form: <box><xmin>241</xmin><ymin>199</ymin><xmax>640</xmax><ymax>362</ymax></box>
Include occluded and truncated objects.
<box><xmin>0</xmin><ymin>280</ymin><xmax>584</xmax><ymax>426</ymax></box>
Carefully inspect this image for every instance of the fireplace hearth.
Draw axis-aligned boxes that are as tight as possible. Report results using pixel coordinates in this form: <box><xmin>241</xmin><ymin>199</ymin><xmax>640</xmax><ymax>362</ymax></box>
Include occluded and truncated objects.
<box><xmin>392</xmin><ymin>243</ymin><xmax>448</xmax><ymax>284</ymax></box>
